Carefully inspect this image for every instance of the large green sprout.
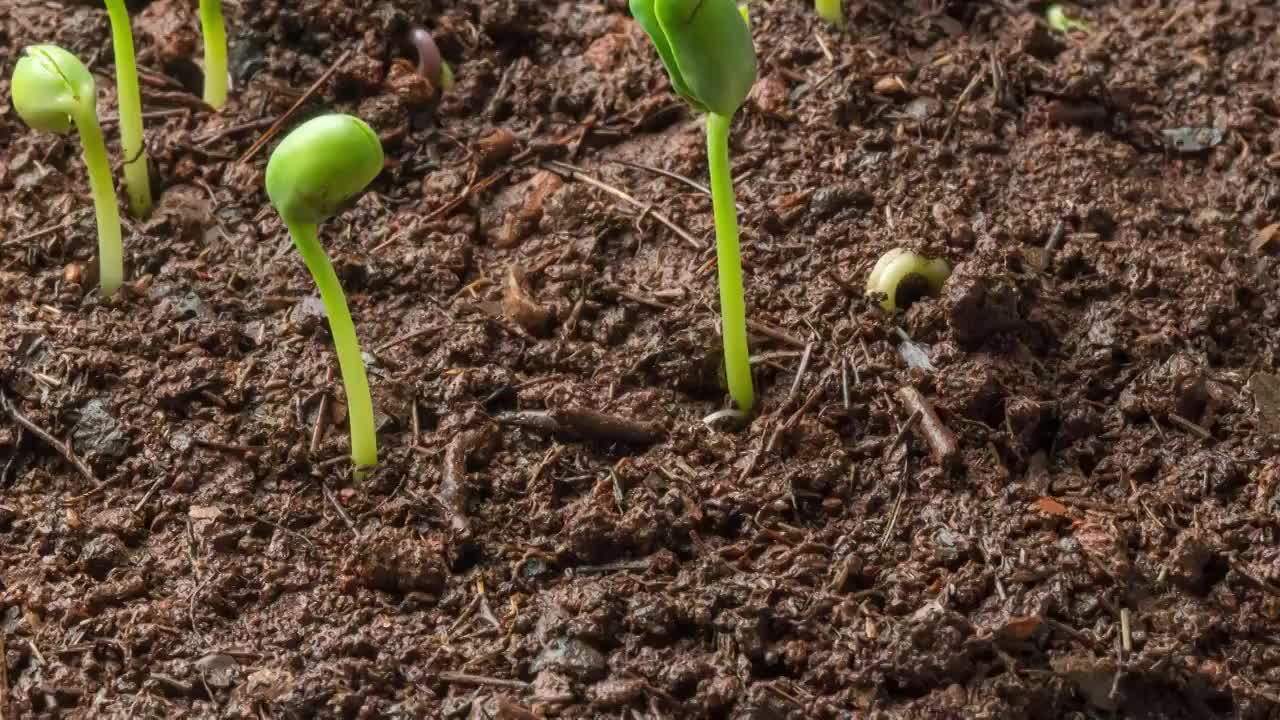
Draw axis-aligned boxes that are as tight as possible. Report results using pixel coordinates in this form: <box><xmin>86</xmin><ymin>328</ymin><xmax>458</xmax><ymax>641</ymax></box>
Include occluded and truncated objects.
<box><xmin>12</xmin><ymin>46</ymin><xmax>124</xmax><ymax>296</ymax></box>
<box><xmin>103</xmin><ymin>0</ymin><xmax>152</xmax><ymax>217</ymax></box>
<box><xmin>266</xmin><ymin>114</ymin><xmax>383</xmax><ymax>472</ymax></box>
<box><xmin>631</xmin><ymin>0</ymin><xmax>757</xmax><ymax>411</ymax></box>
<box><xmin>200</xmin><ymin>0</ymin><xmax>228</xmax><ymax>108</ymax></box>
<box><xmin>815</xmin><ymin>0</ymin><xmax>844</xmax><ymax>26</ymax></box>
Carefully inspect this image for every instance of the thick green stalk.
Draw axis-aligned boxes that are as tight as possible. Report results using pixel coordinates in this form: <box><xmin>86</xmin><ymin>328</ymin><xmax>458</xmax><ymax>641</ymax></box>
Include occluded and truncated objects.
<box><xmin>74</xmin><ymin>108</ymin><xmax>124</xmax><ymax>295</ymax></box>
<box><xmin>103</xmin><ymin>0</ymin><xmax>152</xmax><ymax>217</ymax></box>
<box><xmin>815</xmin><ymin>0</ymin><xmax>844</xmax><ymax>26</ymax></box>
<box><xmin>705</xmin><ymin>112</ymin><xmax>754</xmax><ymax>411</ymax></box>
<box><xmin>199</xmin><ymin>0</ymin><xmax>228</xmax><ymax>108</ymax></box>
<box><xmin>286</xmin><ymin>221</ymin><xmax>377</xmax><ymax>470</ymax></box>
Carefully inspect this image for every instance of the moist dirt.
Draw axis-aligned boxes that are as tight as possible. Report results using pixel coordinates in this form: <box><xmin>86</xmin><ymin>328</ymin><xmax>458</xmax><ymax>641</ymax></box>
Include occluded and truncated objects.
<box><xmin>2</xmin><ymin>0</ymin><xmax>1280</xmax><ymax>717</ymax></box>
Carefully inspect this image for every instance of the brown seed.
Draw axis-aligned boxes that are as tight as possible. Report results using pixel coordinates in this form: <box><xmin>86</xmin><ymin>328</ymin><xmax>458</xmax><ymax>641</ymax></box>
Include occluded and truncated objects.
<box><xmin>63</xmin><ymin>262</ymin><xmax>83</xmax><ymax>285</ymax></box>
<box><xmin>474</xmin><ymin>128</ymin><xmax>516</xmax><ymax>171</ymax></box>
<box><xmin>873</xmin><ymin>75</ymin><xmax>909</xmax><ymax>96</ymax></box>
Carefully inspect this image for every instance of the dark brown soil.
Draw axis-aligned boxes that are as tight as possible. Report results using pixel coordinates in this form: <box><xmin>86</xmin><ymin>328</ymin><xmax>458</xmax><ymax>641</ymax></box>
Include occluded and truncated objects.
<box><xmin>3</xmin><ymin>0</ymin><xmax>1280</xmax><ymax>717</ymax></box>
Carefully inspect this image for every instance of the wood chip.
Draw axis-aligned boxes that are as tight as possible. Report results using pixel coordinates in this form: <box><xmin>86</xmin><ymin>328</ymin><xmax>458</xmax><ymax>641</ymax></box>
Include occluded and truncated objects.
<box><xmin>1251</xmin><ymin>222</ymin><xmax>1280</xmax><ymax>254</ymax></box>
<box><xmin>1031</xmin><ymin>497</ymin><xmax>1070</xmax><ymax>517</ymax></box>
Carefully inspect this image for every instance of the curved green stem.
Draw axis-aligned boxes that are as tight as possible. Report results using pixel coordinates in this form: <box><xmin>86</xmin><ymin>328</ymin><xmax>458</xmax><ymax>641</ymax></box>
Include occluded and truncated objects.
<box><xmin>103</xmin><ymin>0</ymin><xmax>152</xmax><ymax>217</ymax></box>
<box><xmin>199</xmin><ymin>0</ymin><xmax>228</xmax><ymax>109</ymax></box>
<box><xmin>815</xmin><ymin>0</ymin><xmax>844</xmax><ymax>26</ymax></box>
<box><xmin>706</xmin><ymin>112</ymin><xmax>754</xmax><ymax>411</ymax></box>
<box><xmin>74</xmin><ymin>108</ymin><xmax>124</xmax><ymax>296</ymax></box>
<box><xmin>286</xmin><ymin>221</ymin><xmax>377</xmax><ymax>471</ymax></box>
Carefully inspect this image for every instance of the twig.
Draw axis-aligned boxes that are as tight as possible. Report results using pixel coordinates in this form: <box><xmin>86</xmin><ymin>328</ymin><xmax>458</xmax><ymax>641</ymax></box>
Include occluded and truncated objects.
<box><xmin>496</xmin><ymin>408</ymin><xmax>666</xmax><ymax>445</ymax></box>
<box><xmin>611</xmin><ymin>158</ymin><xmax>712</xmax><ymax>198</ymax></box>
<box><xmin>11</xmin><ymin>212</ymin><xmax>86</xmax><ymax>245</ymax></box>
<box><xmin>195</xmin><ymin>117</ymin><xmax>276</xmax><ymax>146</ymax></box>
<box><xmin>374</xmin><ymin>326</ymin><xmax>440</xmax><ymax>354</ymax></box>
<box><xmin>238</xmin><ymin>48</ymin><xmax>354</xmax><ymax>164</ymax></box>
<box><xmin>840</xmin><ymin>357</ymin><xmax>851</xmax><ymax>410</ymax></box>
<box><xmin>133</xmin><ymin>477</ymin><xmax>165</xmax><ymax>513</ymax></box>
<box><xmin>486</xmin><ymin>61</ymin><xmax>518</xmax><ymax>119</ymax></box>
<box><xmin>1230</xmin><ymin>559</ymin><xmax>1280</xmax><ymax>597</ymax></box>
<box><xmin>605</xmin><ymin>286</ymin><xmax>806</xmax><ymax>348</ymax></box>
<box><xmin>439</xmin><ymin>672</ymin><xmax>531</xmax><ymax>690</ymax></box>
<box><xmin>746</xmin><ymin>319</ymin><xmax>806</xmax><ymax>349</ymax></box>
<box><xmin>1120</xmin><ymin>607</ymin><xmax>1132</xmax><ymax>657</ymax></box>
<box><xmin>411</xmin><ymin>397</ymin><xmax>421</xmax><ymax>448</ymax></box>
<box><xmin>895</xmin><ymin>386</ymin><xmax>958</xmax><ymax>464</ymax></box>
<box><xmin>27</xmin><ymin>640</ymin><xmax>45</xmax><ymax>667</ymax></box>
<box><xmin>572</xmin><ymin>558</ymin><xmax>651</xmax><ymax>575</ymax></box>
<box><xmin>0</xmin><ymin>390</ymin><xmax>98</xmax><ymax>486</ymax></box>
<box><xmin>1044</xmin><ymin>219</ymin><xmax>1066</xmax><ymax>252</ymax></box>
<box><xmin>249</xmin><ymin>514</ymin><xmax>318</xmax><ymax>553</ymax></box>
<box><xmin>888</xmin><ymin>409</ymin><xmax>923</xmax><ymax>455</ymax></box>
<box><xmin>309</xmin><ymin>367</ymin><xmax>334</xmax><ymax>455</ymax></box>
<box><xmin>943</xmin><ymin>70</ymin><xmax>985</xmax><ymax>143</ymax></box>
<box><xmin>188</xmin><ymin>575</ymin><xmax>211</xmax><ymax>643</ymax></box>
<box><xmin>1167</xmin><ymin>412</ymin><xmax>1212</xmax><ymax>440</ymax></box>
<box><xmin>788</xmin><ymin>343</ymin><xmax>814</xmax><ymax>400</ymax></box>
<box><xmin>1</xmin><ymin>427</ymin><xmax>22</xmax><ymax>487</ymax></box>
<box><xmin>879</xmin><ymin>456</ymin><xmax>908</xmax><ymax>548</ymax></box>
<box><xmin>0</xmin><ymin>622</ymin><xmax>8</xmax><ymax>720</ymax></box>
<box><xmin>544</xmin><ymin>161</ymin><xmax>703</xmax><ymax>249</ymax></box>
<box><xmin>422</xmin><ymin>169</ymin><xmax>509</xmax><ymax>224</ymax></box>
<box><xmin>766</xmin><ymin>375</ymin><xmax>829</xmax><ymax>452</ymax></box>
<box><xmin>100</xmin><ymin>107</ymin><xmax>189</xmax><ymax>126</ymax></box>
<box><xmin>193</xmin><ymin>439</ymin><xmax>267</xmax><ymax>455</ymax></box>
<box><xmin>439</xmin><ymin>431</ymin><xmax>475</xmax><ymax>535</ymax></box>
<box><xmin>321</xmin><ymin>482</ymin><xmax>359</xmax><ymax>538</ymax></box>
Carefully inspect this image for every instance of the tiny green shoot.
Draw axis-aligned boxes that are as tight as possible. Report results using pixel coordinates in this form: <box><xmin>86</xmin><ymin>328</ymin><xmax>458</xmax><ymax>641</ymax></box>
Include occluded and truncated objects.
<box><xmin>266</xmin><ymin>114</ymin><xmax>384</xmax><ymax>472</ymax></box>
<box><xmin>631</xmin><ymin>0</ymin><xmax>757</xmax><ymax>411</ymax></box>
<box><xmin>815</xmin><ymin>0</ymin><xmax>844</xmax><ymax>27</ymax></box>
<box><xmin>866</xmin><ymin>249</ymin><xmax>951</xmax><ymax>312</ymax></box>
<box><xmin>199</xmin><ymin>0</ymin><xmax>229</xmax><ymax>108</ymax></box>
<box><xmin>1045</xmin><ymin>4</ymin><xmax>1089</xmax><ymax>34</ymax></box>
<box><xmin>12</xmin><ymin>45</ymin><xmax>124</xmax><ymax>296</ymax></box>
<box><xmin>103</xmin><ymin>0</ymin><xmax>153</xmax><ymax>217</ymax></box>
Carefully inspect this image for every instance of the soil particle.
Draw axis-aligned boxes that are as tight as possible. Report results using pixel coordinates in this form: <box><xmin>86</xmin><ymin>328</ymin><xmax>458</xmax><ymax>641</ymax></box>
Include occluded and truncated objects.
<box><xmin>942</xmin><ymin>256</ymin><xmax>1026</xmax><ymax>348</ymax></box>
<box><xmin>136</xmin><ymin>0</ymin><xmax>199</xmax><ymax>69</ymax></box>
<box><xmin>1119</xmin><ymin>352</ymin><xmax>1211</xmax><ymax>422</ymax></box>
<box><xmin>1250</xmin><ymin>372</ymin><xmax>1280</xmax><ymax>443</ymax></box>
<box><xmin>1170</xmin><ymin>530</ymin><xmax>1225</xmax><ymax>593</ymax></box>
<box><xmin>72</xmin><ymin>399</ymin><xmax>130</xmax><ymax>463</ymax></box>
<box><xmin>533</xmin><ymin>637</ymin><xmax>608</xmax><ymax>682</ymax></box>
<box><xmin>90</xmin><ymin>507</ymin><xmax>144</xmax><ymax>543</ymax></box>
<box><xmin>79</xmin><ymin>534</ymin><xmax>128</xmax><ymax>580</ymax></box>
<box><xmin>195</xmin><ymin>653</ymin><xmax>240</xmax><ymax>689</ymax></box>
<box><xmin>588</xmin><ymin>677</ymin><xmax>645</xmax><ymax>709</ymax></box>
<box><xmin>344</xmin><ymin>528</ymin><xmax>447</xmax><ymax>594</ymax></box>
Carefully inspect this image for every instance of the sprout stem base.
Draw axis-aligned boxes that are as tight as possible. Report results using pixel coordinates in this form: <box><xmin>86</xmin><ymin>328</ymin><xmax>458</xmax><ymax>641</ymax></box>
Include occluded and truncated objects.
<box><xmin>706</xmin><ymin>112</ymin><xmax>755</xmax><ymax>412</ymax></box>
<box><xmin>75</xmin><ymin>109</ymin><xmax>124</xmax><ymax>296</ymax></box>
<box><xmin>287</xmin><ymin>222</ymin><xmax>378</xmax><ymax>471</ymax></box>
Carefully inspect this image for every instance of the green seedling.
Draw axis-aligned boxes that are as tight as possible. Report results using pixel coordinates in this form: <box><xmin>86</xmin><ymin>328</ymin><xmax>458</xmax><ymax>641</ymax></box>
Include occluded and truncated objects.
<box><xmin>411</xmin><ymin>27</ymin><xmax>454</xmax><ymax>92</ymax></box>
<box><xmin>631</xmin><ymin>0</ymin><xmax>757</xmax><ymax>411</ymax></box>
<box><xmin>200</xmin><ymin>0</ymin><xmax>228</xmax><ymax>108</ymax></box>
<box><xmin>1045</xmin><ymin>4</ymin><xmax>1089</xmax><ymax>34</ymax></box>
<box><xmin>866</xmin><ymin>248</ymin><xmax>951</xmax><ymax>312</ymax></box>
<box><xmin>104</xmin><ymin>0</ymin><xmax>152</xmax><ymax>216</ymax></box>
<box><xmin>815</xmin><ymin>0</ymin><xmax>844</xmax><ymax>27</ymax></box>
<box><xmin>12</xmin><ymin>45</ymin><xmax>124</xmax><ymax>296</ymax></box>
<box><xmin>266</xmin><ymin>114</ymin><xmax>383</xmax><ymax>472</ymax></box>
